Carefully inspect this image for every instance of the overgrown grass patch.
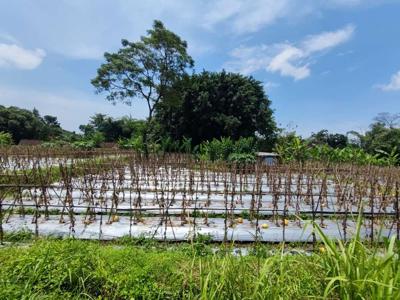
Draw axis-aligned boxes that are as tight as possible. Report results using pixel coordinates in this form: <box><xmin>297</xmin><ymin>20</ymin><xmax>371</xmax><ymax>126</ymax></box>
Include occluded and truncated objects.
<box><xmin>0</xmin><ymin>220</ymin><xmax>399</xmax><ymax>299</ymax></box>
<box><xmin>0</xmin><ymin>239</ymin><xmax>326</xmax><ymax>299</ymax></box>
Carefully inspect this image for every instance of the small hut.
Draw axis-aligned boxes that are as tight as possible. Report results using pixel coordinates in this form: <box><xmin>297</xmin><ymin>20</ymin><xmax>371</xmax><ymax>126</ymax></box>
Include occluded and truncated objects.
<box><xmin>256</xmin><ymin>152</ymin><xmax>279</xmax><ymax>165</ymax></box>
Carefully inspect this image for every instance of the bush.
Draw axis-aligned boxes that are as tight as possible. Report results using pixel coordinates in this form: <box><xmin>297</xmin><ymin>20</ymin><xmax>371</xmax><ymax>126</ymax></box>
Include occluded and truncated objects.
<box><xmin>118</xmin><ymin>135</ymin><xmax>144</xmax><ymax>152</ymax></box>
<box><xmin>198</xmin><ymin>137</ymin><xmax>256</xmax><ymax>161</ymax></box>
<box><xmin>0</xmin><ymin>131</ymin><xmax>13</xmax><ymax>145</ymax></box>
<box><xmin>228</xmin><ymin>153</ymin><xmax>256</xmax><ymax>165</ymax></box>
<box><xmin>275</xmin><ymin>133</ymin><xmax>399</xmax><ymax>166</ymax></box>
<box><xmin>72</xmin><ymin>132</ymin><xmax>105</xmax><ymax>150</ymax></box>
<box><xmin>72</xmin><ymin>140</ymin><xmax>97</xmax><ymax>150</ymax></box>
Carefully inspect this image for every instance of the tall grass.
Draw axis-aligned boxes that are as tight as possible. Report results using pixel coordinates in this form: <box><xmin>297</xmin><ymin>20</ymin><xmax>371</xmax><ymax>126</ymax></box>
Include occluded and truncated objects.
<box><xmin>0</xmin><ymin>218</ymin><xmax>399</xmax><ymax>299</ymax></box>
<box><xmin>191</xmin><ymin>249</ymin><xmax>323</xmax><ymax>300</ymax></box>
<box><xmin>314</xmin><ymin>214</ymin><xmax>400</xmax><ymax>300</ymax></box>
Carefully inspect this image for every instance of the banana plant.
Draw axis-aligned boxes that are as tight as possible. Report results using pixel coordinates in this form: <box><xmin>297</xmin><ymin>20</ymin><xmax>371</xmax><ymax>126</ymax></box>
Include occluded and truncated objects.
<box><xmin>376</xmin><ymin>147</ymin><xmax>399</xmax><ymax>166</ymax></box>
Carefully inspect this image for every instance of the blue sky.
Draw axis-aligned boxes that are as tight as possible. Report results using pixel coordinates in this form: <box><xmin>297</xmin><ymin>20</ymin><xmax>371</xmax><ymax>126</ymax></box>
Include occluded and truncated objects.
<box><xmin>0</xmin><ymin>0</ymin><xmax>399</xmax><ymax>136</ymax></box>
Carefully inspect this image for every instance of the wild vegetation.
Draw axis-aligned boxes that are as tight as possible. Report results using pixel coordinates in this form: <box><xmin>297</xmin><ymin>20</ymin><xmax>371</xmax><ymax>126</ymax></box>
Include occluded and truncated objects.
<box><xmin>276</xmin><ymin>134</ymin><xmax>399</xmax><ymax>166</ymax></box>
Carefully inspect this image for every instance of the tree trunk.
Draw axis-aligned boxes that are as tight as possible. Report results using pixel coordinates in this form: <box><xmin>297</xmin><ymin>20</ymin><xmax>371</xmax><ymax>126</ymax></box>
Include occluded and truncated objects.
<box><xmin>143</xmin><ymin>125</ymin><xmax>149</xmax><ymax>158</ymax></box>
<box><xmin>143</xmin><ymin>108</ymin><xmax>153</xmax><ymax>158</ymax></box>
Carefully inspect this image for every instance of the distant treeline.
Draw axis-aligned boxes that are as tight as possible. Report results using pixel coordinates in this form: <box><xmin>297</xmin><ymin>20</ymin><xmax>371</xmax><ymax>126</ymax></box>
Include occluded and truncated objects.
<box><xmin>0</xmin><ymin>104</ymin><xmax>399</xmax><ymax>166</ymax></box>
<box><xmin>0</xmin><ymin>105</ymin><xmax>66</xmax><ymax>143</ymax></box>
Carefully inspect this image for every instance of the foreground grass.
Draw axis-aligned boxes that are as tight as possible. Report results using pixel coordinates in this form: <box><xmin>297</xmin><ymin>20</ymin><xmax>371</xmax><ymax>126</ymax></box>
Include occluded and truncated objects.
<box><xmin>0</xmin><ymin>237</ymin><xmax>399</xmax><ymax>300</ymax></box>
<box><xmin>1</xmin><ymin>213</ymin><xmax>400</xmax><ymax>300</ymax></box>
<box><xmin>0</xmin><ymin>239</ymin><xmax>325</xmax><ymax>300</ymax></box>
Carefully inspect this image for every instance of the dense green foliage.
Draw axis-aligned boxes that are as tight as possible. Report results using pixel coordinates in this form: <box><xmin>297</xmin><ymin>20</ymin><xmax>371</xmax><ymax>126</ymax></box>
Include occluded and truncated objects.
<box><xmin>116</xmin><ymin>135</ymin><xmax>257</xmax><ymax>163</ymax></box>
<box><xmin>79</xmin><ymin>113</ymin><xmax>145</xmax><ymax>142</ymax></box>
<box><xmin>197</xmin><ymin>137</ymin><xmax>256</xmax><ymax>162</ymax></box>
<box><xmin>308</xmin><ymin>129</ymin><xmax>348</xmax><ymax>148</ymax></box>
<box><xmin>362</xmin><ymin>122</ymin><xmax>400</xmax><ymax>157</ymax></box>
<box><xmin>0</xmin><ymin>106</ymin><xmax>63</xmax><ymax>143</ymax></box>
<box><xmin>276</xmin><ymin>121</ymin><xmax>400</xmax><ymax>166</ymax></box>
<box><xmin>0</xmin><ymin>103</ymin><xmax>398</xmax><ymax>166</ymax></box>
<box><xmin>71</xmin><ymin>132</ymin><xmax>105</xmax><ymax>150</ymax></box>
<box><xmin>155</xmin><ymin>71</ymin><xmax>277</xmax><ymax>146</ymax></box>
<box><xmin>276</xmin><ymin>135</ymin><xmax>399</xmax><ymax>166</ymax></box>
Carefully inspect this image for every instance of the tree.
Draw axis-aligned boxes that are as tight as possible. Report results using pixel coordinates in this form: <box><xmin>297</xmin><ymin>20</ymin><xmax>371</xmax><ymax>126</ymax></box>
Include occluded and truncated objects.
<box><xmin>373</xmin><ymin>112</ymin><xmax>400</xmax><ymax>129</ymax></box>
<box><xmin>362</xmin><ymin>122</ymin><xmax>400</xmax><ymax>155</ymax></box>
<box><xmin>91</xmin><ymin>20</ymin><xmax>194</xmax><ymax>154</ymax></box>
<box><xmin>308</xmin><ymin>129</ymin><xmax>348</xmax><ymax>148</ymax></box>
<box><xmin>308</xmin><ymin>130</ymin><xmax>329</xmax><ymax>146</ymax></box>
<box><xmin>79</xmin><ymin>113</ymin><xmax>146</xmax><ymax>142</ymax></box>
<box><xmin>155</xmin><ymin>71</ymin><xmax>277</xmax><ymax>146</ymax></box>
<box><xmin>42</xmin><ymin>115</ymin><xmax>62</xmax><ymax>139</ymax></box>
<box><xmin>0</xmin><ymin>106</ymin><xmax>63</xmax><ymax>142</ymax></box>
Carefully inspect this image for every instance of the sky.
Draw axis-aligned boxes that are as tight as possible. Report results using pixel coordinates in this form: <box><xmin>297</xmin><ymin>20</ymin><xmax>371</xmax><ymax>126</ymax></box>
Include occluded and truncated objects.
<box><xmin>0</xmin><ymin>0</ymin><xmax>399</xmax><ymax>137</ymax></box>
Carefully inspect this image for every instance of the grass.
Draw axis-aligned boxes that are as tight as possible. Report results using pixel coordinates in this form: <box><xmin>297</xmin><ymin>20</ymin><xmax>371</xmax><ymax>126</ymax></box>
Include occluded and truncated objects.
<box><xmin>0</xmin><ymin>218</ymin><xmax>399</xmax><ymax>299</ymax></box>
<box><xmin>315</xmin><ymin>214</ymin><xmax>400</xmax><ymax>300</ymax></box>
<box><xmin>0</xmin><ymin>239</ymin><xmax>325</xmax><ymax>299</ymax></box>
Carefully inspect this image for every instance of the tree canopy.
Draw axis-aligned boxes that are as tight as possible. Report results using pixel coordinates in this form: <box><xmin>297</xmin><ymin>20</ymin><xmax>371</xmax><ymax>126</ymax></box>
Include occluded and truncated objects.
<box><xmin>0</xmin><ymin>105</ymin><xmax>63</xmax><ymax>143</ymax></box>
<box><xmin>155</xmin><ymin>71</ymin><xmax>277</xmax><ymax>146</ymax></box>
<box><xmin>308</xmin><ymin>129</ymin><xmax>348</xmax><ymax>149</ymax></box>
<box><xmin>79</xmin><ymin>114</ymin><xmax>145</xmax><ymax>142</ymax></box>
<box><xmin>362</xmin><ymin>122</ymin><xmax>400</xmax><ymax>155</ymax></box>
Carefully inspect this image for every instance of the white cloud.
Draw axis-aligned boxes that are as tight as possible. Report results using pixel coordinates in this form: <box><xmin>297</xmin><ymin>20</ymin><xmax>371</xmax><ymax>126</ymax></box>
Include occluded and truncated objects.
<box><xmin>225</xmin><ymin>24</ymin><xmax>355</xmax><ymax>80</ymax></box>
<box><xmin>0</xmin><ymin>43</ymin><xmax>45</xmax><ymax>70</ymax></box>
<box><xmin>267</xmin><ymin>45</ymin><xmax>310</xmax><ymax>80</ymax></box>
<box><xmin>302</xmin><ymin>24</ymin><xmax>355</xmax><ymax>53</ymax></box>
<box><xmin>376</xmin><ymin>71</ymin><xmax>400</xmax><ymax>91</ymax></box>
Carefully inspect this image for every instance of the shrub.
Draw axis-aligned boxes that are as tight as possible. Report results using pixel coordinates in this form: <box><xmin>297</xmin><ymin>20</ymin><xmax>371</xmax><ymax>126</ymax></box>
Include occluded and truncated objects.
<box><xmin>72</xmin><ymin>132</ymin><xmax>105</xmax><ymax>150</ymax></box>
<box><xmin>118</xmin><ymin>135</ymin><xmax>144</xmax><ymax>151</ymax></box>
<box><xmin>228</xmin><ymin>153</ymin><xmax>256</xmax><ymax>165</ymax></box>
<box><xmin>0</xmin><ymin>131</ymin><xmax>13</xmax><ymax>145</ymax></box>
<box><xmin>198</xmin><ymin>137</ymin><xmax>256</xmax><ymax>161</ymax></box>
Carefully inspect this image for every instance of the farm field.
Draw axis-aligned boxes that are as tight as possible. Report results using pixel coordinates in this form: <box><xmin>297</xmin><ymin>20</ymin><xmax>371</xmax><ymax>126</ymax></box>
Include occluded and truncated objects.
<box><xmin>1</xmin><ymin>147</ymin><xmax>399</xmax><ymax>245</ymax></box>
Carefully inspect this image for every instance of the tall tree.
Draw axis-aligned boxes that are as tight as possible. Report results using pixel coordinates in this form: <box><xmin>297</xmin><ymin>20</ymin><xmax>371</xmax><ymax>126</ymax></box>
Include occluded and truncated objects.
<box><xmin>373</xmin><ymin>112</ymin><xmax>400</xmax><ymax>129</ymax></box>
<box><xmin>91</xmin><ymin>20</ymin><xmax>194</xmax><ymax>154</ymax></box>
<box><xmin>155</xmin><ymin>71</ymin><xmax>277</xmax><ymax>146</ymax></box>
